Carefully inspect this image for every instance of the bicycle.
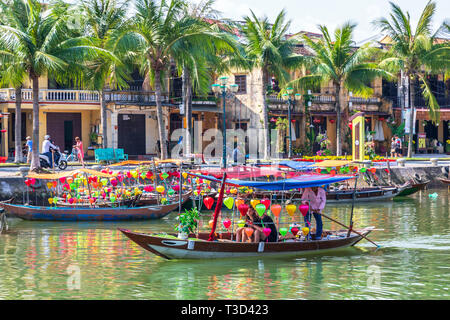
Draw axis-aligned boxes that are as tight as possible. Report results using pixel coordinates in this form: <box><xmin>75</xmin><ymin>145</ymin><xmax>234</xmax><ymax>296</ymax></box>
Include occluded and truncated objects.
<box><xmin>62</xmin><ymin>148</ymin><xmax>79</xmax><ymax>163</ymax></box>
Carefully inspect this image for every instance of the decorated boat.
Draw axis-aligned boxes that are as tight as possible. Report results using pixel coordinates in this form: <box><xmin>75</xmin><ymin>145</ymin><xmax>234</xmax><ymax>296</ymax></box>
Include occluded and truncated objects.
<box><xmin>118</xmin><ymin>227</ymin><xmax>374</xmax><ymax>260</ymax></box>
<box><xmin>120</xmin><ymin>169</ymin><xmax>379</xmax><ymax>260</ymax></box>
<box><xmin>0</xmin><ymin>201</ymin><xmax>183</xmax><ymax>221</ymax></box>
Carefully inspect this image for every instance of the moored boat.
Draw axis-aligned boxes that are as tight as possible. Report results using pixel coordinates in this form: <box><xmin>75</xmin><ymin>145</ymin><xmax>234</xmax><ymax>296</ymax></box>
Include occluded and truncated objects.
<box><xmin>0</xmin><ymin>201</ymin><xmax>184</xmax><ymax>221</ymax></box>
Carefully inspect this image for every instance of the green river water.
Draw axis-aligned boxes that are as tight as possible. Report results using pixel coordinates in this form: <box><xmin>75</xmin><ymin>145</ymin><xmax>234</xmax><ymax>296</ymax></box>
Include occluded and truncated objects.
<box><xmin>0</xmin><ymin>189</ymin><xmax>449</xmax><ymax>300</ymax></box>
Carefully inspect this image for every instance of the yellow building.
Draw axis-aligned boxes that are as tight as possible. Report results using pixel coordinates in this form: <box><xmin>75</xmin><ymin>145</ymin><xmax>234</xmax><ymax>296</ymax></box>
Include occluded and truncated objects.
<box><xmin>0</xmin><ymin>75</ymin><xmax>101</xmax><ymax>159</ymax></box>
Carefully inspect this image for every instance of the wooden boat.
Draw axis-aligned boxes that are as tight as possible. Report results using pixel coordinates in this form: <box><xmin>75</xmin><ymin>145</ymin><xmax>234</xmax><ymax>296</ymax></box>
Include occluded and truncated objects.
<box><xmin>396</xmin><ymin>180</ymin><xmax>429</xmax><ymax>197</ymax></box>
<box><xmin>0</xmin><ymin>201</ymin><xmax>185</xmax><ymax>221</ymax></box>
<box><xmin>137</xmin><ymin>191</ymin><xmax>192</xmax><ymax>206</ymax></box>
<box><xmin>251</xmin><ymin>184</ymin><xmax>408</xmax><ymax>204</ymax></box>
<box><xmin>438</xmin><ymin>177</ymin><xmax>450</xmax><ymax>185</ymax></box>
<box><xmin>118</xmin><ymin>227</ymin><xmax>374</xmax><ymax>260</ymax></box>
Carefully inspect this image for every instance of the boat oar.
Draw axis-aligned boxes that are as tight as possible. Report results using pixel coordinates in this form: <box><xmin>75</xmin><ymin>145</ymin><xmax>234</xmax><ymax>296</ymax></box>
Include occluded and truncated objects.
<box><xmin>318</xmin><ymin>212</ymin><xmax>380</xmax><ymax>248</ymax></box>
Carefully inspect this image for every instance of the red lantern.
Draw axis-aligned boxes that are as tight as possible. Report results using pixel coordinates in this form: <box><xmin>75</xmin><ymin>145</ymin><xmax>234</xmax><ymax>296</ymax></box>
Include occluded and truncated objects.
<box><xmin>329</xmin><ymin>119</ymin><xmax>335</xmax><ymax>124</ymax></box>
<box><xmin>203</xmin><ymin>196</ymin><xmax>214</xmax><ymax>210</ymax></box>
<box><xmin>348</xmin><ymin>123</ymin><xmax>353</xmax><ymax>130</ymax></box>
<box><xmin>291</xmin><ymin>119</ymin><xmax>296</xmax><ymax>123</ymax></box>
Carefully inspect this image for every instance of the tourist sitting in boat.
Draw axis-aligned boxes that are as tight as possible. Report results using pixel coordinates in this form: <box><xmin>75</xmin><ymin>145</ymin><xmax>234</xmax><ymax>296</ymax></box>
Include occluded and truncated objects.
<box><xmin>301</xmin><ymin>186</ymin><xmax>326</xmax><ymax>240</ymax></box>
<box><xmin>252</xmin><ymin>210</ymin><xmax>278</xmax><ymax>243</ymax></box>
<box><xmin>235</xmin><ymin>208</ymin><xmax>255</xmax><ymax>242</ymax></box>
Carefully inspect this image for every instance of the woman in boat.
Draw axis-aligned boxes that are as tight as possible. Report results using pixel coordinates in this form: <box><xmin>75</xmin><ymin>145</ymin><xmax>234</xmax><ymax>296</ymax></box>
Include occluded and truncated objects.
<box><xmin>301</xmin><ymin>186</ymin><xmax>326</xmax><ymax>240</ymax></box>
<box><xmin>235</xmin><ymin>207</ymin><xmax>258</xmax><ymax>242</ymax></box>
<box><xmin>252</xmin><ymin>210</ymin><xmax>278</xmax><ymax>243</ymax></box>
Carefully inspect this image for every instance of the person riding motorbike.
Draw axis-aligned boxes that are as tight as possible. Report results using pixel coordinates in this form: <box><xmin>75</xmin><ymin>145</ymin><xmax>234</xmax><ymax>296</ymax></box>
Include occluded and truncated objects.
<box><xmin>41</xmin><ymin>135</ymin><xmax>60</xmax><ymax>168</ymax></box>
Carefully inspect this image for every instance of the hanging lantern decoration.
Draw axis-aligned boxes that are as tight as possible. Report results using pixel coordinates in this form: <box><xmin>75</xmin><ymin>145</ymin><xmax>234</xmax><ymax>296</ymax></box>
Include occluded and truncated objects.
<box><xmin>156</xmin><ymin>185</ymin><xmax>165</xmax><ymax>193</ymax></box>
<box><xmin>370</xmin><ymin>167</ymin><xmax>376</xmax><ymax>174</ymax></box>
<box><xmin>299</xmin><ymin>203</ymin><xmax>309</xmax><ymax>217</ymax></box>
<box><xmin>260</xmin><ymin>198</ymin><xmax>271</xmax><ymax>210</ymax></box>
<box><xmin>255</xmin><ymin>203</ymin><xmax>266</xmax><ymax>217</ymax></box>
<box><xmin>208</xmin><ymin>220</ymin><xmax>214</xmax><ymax>228</ymax></box>
<box><xmin>250</xmin><ymin>199</ymin><xmax>260</xmax><ymax>209</ymax></box>
<box><xmin>222</xmin><ymin>219</ymin><xmax>231</xmax><ymax>229</ymax></box>
<box><xmin>302</xmin><ymin>227</ymin><xmax>310</xmax><ymax>236</ymax></box>
<box><xmin>238</xmin><ymin>203</ymin><xmax>249</xmax><ymax>217</ymax></box>
<box><xmin>263</xmin><ymin>228</ymin><xmax>272</xmax><ymax>237</ymax></box>
<box><xmin>237</xmin><ymin>220</ymin><xmax>246</xmax><ymax>228</ymax></box>
<box><xmin>329</xmin><ymin>118</ymin><xmax>335</xmax><ymax>124</ymax></box>
<box><xmin>270</xmin><ymin>204</ymin><xmax>282</xmax><ymax>217</ymax></box>
<box><xmin>244</xmin><ymin>228</ymin><xmax>254</xmax><ymax>238</ymax></box>
<box><xmin>203</xmin><ymin>196</ymin><xmax>214</xmax><ymax>210</ymax></box>
<box><xmin>279</xmin><ymin>228</ymin><xmax>288</xmax><ymax>237</ymax></box>
<box><xmin>235</xmin><ymin>199</ymin><xmax>245</xmax><ymax>208</ymax></box>
<box><xmin>223</xmin><ymin>197</ymin><xmax>234</xmax><ymax>210</ymax></box>
<box><xmin>290</xmin><ymin>227</ymin><xmax>299</xmax><ymax>236</ymax></box>
<box><xmin>286</xmin><ymin>204</ymin><xmax>297</xmax><ymax>216</ymax></box>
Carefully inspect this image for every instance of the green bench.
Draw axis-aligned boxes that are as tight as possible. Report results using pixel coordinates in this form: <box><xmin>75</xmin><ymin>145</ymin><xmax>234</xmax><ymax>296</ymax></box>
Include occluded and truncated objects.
<box><xmin>95</xmin><ymin>148</ymin><xmax>128</xmax><ymax>163</ymax></box>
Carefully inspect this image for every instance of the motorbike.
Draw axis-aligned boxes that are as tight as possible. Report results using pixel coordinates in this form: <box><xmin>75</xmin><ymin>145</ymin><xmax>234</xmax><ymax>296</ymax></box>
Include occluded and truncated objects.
<box><xmin>39</xmin><ymin>147</ymin><xmax>68</xmax><ymax>170</ymax></box>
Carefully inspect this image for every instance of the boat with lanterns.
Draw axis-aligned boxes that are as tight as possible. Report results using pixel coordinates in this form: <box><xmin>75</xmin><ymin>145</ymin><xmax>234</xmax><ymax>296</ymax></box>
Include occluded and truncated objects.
<box><xmin>1</xmin><ymin>164</ymin><xmax>191</xmax><ymax>221</ymax></box>
<box><xmin>120</xmin><ymin>170</ymin><xmax>378</xmax><ymax>260</ymax></box>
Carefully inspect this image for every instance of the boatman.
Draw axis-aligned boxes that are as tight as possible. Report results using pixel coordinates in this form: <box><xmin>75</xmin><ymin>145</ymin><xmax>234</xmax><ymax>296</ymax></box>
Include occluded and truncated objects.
<box><xmin>301</xmin><ymin>186</ymin><xmax>326</xmax><ymax>240</ymax></box>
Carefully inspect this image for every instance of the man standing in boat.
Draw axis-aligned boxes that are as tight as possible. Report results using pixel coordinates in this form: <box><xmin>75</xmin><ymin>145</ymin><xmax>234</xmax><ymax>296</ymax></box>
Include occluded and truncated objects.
<box><xmin>301</xmin><ymin>186</ymin><xmax>326</xmax><ymax>240</ymax></box>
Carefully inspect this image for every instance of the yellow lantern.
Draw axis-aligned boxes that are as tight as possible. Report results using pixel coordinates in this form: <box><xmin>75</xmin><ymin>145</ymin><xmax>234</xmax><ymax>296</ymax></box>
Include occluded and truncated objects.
<box><xmin>230</xmin><ymin>188</ymin><xmax>238</xmax><ymax>194</ymax></box>
<box><xmin>286</xmin><ymin>204</ymin><xmax>297</xmax><ymax>216</ymax></box>
<box><xmin>182</xmin><ymin>172</ymin><xmax>188</xmax><ymax>179</ymax></box>
<box><xmin>156</xmin><ymin>185</ymin><xmax>165</xmax><ymax>193</ymax></box>
<box><xmin>48</xmin><ymin>198</ymin><xmax>53</xmax><ymax>204</ymax></box>
<box><xmin>302</xmin><ymin>227</ymin><xmax>310</xmax><ymax>236</ymax></box>
<box><xmin>250</xmin><ymin>199</ymin><xmax>260</xmax><ymax>209</ymax></box>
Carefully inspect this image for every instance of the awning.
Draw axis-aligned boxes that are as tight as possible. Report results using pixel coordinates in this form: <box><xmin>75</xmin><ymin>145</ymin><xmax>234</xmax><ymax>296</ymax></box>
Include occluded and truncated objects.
<box><xmin>278</xmin><ymin>160</ymin><xmax>315</xmax><ymax>170</ymax></box>
<box><xmin>27</xmin><ymin>168</ymin><xmax>115</xmax><ymax>180</ymax></box>
<box><xmin>313</xmin><ymin>160</ymin><xmax>353</xmax><ymax>168</ymax></box>
<box><xmin>188</xmin><ymin>173</ymin><xmax>354</xmax><ymax>191</ymax></box>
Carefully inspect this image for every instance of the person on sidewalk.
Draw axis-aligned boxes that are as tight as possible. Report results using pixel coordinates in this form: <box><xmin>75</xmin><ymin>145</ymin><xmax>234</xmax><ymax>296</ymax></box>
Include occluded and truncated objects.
<box><xmin>301</xmin><ymin>186</ymin><xmax>326</xmax><ymax>240</ymax></box>
<box><xmin>394</xmin><ymin>135</ymin><xmax>402</xmax><ymax>158</ymax></box>
<box><xmin>26</xmin><ymin>136</ymin><xmax>33</xmax><ymax>164</ymax></box>
<box><xmin>73</xmin><ymin>137</ymin><xmax>85</xmax><ymax>167</ymax></box>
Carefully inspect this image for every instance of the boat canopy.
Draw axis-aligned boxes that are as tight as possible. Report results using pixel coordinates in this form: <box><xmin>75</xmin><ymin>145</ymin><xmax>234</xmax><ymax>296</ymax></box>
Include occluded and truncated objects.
<box><xmin>107</xmin><ymin>159</ymin><xmax>184</xmax><ymax>167</ymax></box>
<box><xmin>189</xmin><ymin>172</ymin><xmax>355</xmax><ymax>191</ymax></box>
<box><xmin>313</xmin><ymin>160</ymin><xmax>353</xmax><ymax>168</ymax></box>
<box><xmin>27</xmin><ymin>168</ymin><xmax>115</xmax><ymax>180</ymax></box>
<box><xmin>278</xmin><ymin>160</ymin><xmax>315</xmax><ymax>170</ymax></box>
<box><xmin>190</xmin><ymin>165</ymin><xmax>291</xmax><ymax>180</ymax></box>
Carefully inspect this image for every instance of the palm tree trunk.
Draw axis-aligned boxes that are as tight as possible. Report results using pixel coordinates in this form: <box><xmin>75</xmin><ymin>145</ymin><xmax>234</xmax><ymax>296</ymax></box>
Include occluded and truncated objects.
<box><xmin>30</xmin><ymin>74</ymin><xmax>40</xmax><ymax>170</ymax></box>
<box><xmin>14</xmin><ymin>86</ymin><xmax>22</xmax><ymax>163</ymax></box>
<box><xmin>155</xmin><ymin>70</ymin><xmax>168</xmax><ymax>159</ymax></box>
<box><xmin>262</xmin><ymin>68</ymin><xmax>270</xmax><ymax>159</ymax></box>
<box><xmin>182</xmin><ymin>67</ymin><xmax>192</xmax><ymax>155</ymax></box>
<box><xmin>101</xmin><ymin>90</ymin><xmax>108</xmax><ymax>148</ymax></box>
<box><xmin>335</xmin><ymin>84</ymin><xmax>342</xmax><ymax>156</ymax></box>
<box><xmin>407</xmin><ymin>77</ymin><xmax>415</xmax><ymax>158</ymax></box>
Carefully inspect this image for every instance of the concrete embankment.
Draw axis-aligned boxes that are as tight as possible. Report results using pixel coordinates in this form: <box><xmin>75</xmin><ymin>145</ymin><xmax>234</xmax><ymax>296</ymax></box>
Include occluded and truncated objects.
<box><xmin>0</xmin><ymin>164</ymin><xmax>449</xmax><ymax>203</ymax></box>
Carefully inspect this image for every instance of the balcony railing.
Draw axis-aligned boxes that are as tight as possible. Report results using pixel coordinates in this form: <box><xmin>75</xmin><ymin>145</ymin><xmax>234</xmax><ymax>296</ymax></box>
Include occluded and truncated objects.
<box><xmin>0</xmin><ymin>88</ymin><xmax>100</xmax><ymax>103</ymax></box>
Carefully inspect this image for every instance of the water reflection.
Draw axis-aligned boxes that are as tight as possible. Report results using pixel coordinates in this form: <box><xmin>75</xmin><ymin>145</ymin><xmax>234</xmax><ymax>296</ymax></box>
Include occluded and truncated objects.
<box><xmin>0</xmin><ymin>190</ymin><xmax>449</xmax><ymax>299</ymax></box>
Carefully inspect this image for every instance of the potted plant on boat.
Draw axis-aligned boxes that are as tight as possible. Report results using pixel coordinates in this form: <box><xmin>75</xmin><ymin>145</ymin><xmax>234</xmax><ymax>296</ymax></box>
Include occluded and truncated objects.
<box><xmin>175</xmin><ymin>208</ymin><xmax>199</xmax><ymax>239</ymax></box>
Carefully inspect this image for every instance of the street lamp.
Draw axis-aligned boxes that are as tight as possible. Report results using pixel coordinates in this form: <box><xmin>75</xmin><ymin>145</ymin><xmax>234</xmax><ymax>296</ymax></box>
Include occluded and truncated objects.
<box><xmin>212</xmin><ymin>77</ymin><xmax>239</xmax><ymax>168</ymax></box>
<box><xmin>281</xmin><ymin>87</ymin><xmax>301</xmax><ymax>158</ymax></box>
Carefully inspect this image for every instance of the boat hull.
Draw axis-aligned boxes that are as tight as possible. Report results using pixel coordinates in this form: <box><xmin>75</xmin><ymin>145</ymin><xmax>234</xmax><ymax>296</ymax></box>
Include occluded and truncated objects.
<box><xmin>0</xmin><ymin>202</ymin><xmax>182</xmax><ymax>221</ymax></box>
<box><xmin>119</xmin><ymin>228</ymin><xmax>373</xmax><ymax>260</ymax></box>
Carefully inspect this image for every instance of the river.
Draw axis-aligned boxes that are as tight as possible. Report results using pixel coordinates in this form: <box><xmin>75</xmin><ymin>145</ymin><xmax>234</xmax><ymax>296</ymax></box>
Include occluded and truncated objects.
<box><xmin>0</xmin><ymin>189</ymin><xmax>449</xmax><ymax>300</ymax></box>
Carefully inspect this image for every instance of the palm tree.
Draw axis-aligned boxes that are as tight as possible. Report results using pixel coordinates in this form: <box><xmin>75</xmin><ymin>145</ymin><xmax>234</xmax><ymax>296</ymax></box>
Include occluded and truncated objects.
<box><xmin>0</xmin><ymin>0</ymin><xmax>100</xmax><ymax>170</ymax></box>
<box><xmin>240</xmin><ymin>9</ymin><xmax>301</xmax><ymax>159</ymax></box>
<box><xmin>373</xmin><ymin>0</ymin><xmax>450</xmax><ymax>158</ymax></box>
<box><xmin>117</xmin><ymin>0</ymin><xmax>236</xmax><ymax>160</ymax></box>
<box><xmin>0</xmin><ymin>1</ymin><xmax>27</xmax><ymax>163</ymax></box>
<box><xmin>291</xmin><ymin>22</ymin><xmax>392</xmax><ymax>156</ymax></box>
<box><xmin>81</xmin><ymin>0</ymin><xmax>131</xmax><ymax>149</ymax></box>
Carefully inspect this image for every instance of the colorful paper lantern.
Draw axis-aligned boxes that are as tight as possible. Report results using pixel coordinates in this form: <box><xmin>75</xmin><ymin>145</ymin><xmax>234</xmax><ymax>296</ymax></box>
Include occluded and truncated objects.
<box><xmin>223</xmin><ymin>197</ymin><xmax>234</xmax><ymax>210</ymax></box>
<box><xmin>270</xmin><ymin>204</ymin><xmax>282</xmax><ymax>217</ymax></box>
<box><xmin>286</xmin><ymin>204</ymin><xmax>297</xmax><ymax>216</ymax></box>
<box><xmin>260</xmin><ymin>198</ymin><xmax>271</xmax><ymax>210</ymax></box>
<box><xmin>203</xmin><ymin>196</ymin><xmax>214</xmax><ymax>210</ymax></box>
<box><xmin>223</xmin><ymin>219</ymin><xmax>231</xmax><ymax>229</ymax></box>
<box><xmin>250</xmin><ymin>199</ymin><xmax>260</xmax><ymax>209</ymax></box>
<box><xmin>299</xmin><ymin>203</ymin><xmax>309</xmax><ymax>217</ymax></box>
<box><xmin>238</xmin><ymin>203</ymin><xmax>249</xmax><ymax>217</ymax></box>
<box><xmin>255</xmin><ymin>203</ymin><xmax>266</xmax><ymax>217</ymax></box>
<box><xmin>279</xmin><ymin>228</ymin><xmax>288</xmax><ymax>237</ymax></box>
<box><xmin>244</xmin><ymin>228</ymin><xmax>254</xmax><ymax>238</ymax></box>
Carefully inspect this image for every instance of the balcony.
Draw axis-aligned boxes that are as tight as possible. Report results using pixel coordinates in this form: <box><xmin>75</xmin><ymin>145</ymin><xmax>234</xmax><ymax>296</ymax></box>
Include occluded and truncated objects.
<box><xmin>0</xmin><ymin>88</ymin><xmax>100</xmax><ymax>103</ymax></box>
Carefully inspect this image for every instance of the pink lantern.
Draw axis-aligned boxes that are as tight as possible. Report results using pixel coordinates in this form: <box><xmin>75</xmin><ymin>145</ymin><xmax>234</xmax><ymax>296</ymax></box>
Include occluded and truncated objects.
<box><xmin>260</xmin><ymin>198</ymin><xmax>271</xmax><ymax>210</ymax></box>
<box><xmin>172</xmin><ymin>185</ymin><xmax>180</xmax><ymax>192</ymax></box>
<box><xmin>110</xmin><ymin>179</ymin><xmax>118</xmax><ymax>187</ymax></box>
<box><xmin>299</xmin><ymin>203</ymin><xmax>309</xmax><ymax>217</ymax></box>
<box><xmin>223</xmin><ymin>219</ymin><xmax>231</xmax><ymax>229</ymax></box>
<box><xmin>263</xmin><ymin>228</ymin><xmax>272</xmax><ymax>237</ymax></box>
